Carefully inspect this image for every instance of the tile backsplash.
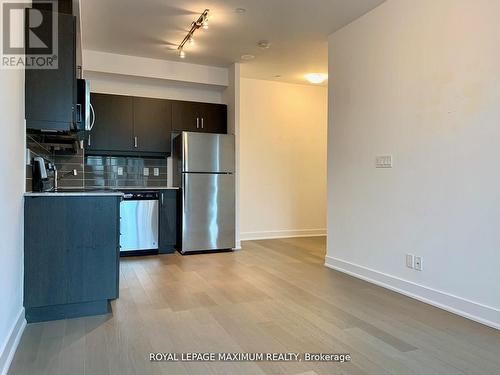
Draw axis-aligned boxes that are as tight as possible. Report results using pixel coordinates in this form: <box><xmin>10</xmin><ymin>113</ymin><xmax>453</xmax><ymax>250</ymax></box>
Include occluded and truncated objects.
<box><xmin>26</xmin><ymin>135</ymin><xmax>168</xmax><ymax>191</ymax></box>
<box><xmin>85</xmin><ymin>156</ymin><xmax>167</xmax><ymax>189</ymax></box>
<box><xmin>54</xmin><ymin>149</ymin><xmax>85</xmax><ymax>189</ymax></box>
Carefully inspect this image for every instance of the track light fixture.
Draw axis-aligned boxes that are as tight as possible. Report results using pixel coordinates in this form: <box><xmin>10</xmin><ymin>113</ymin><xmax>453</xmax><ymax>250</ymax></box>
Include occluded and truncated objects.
<box><xmin>177</xmin><ymin>9</ymin><xmax>209</xmax><ymax>59</ymax></box>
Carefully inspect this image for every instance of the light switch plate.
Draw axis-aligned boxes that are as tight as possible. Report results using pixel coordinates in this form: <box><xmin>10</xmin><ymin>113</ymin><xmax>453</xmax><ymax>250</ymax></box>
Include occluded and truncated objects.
<box><xmin>154</xmin><ymin>168</ymin><xmax>160</xmax><ymax>176</ymax></box>
<box><xmin>143</xmin><ymin>167</ymin><xmax>149</xmax><ymax>176</ymax></box>
<box><xmin>406</xmin><ymin>254</ymin><xmax>414</xmax><ymax>269</ymax></box>
<box><xmin>117</xmin><ymin>167</ymin><xmax>124</xmax><ymax>176</ymax></box>
<box><xmin>376</xmin><ymin>155</ymin><xmax>393</xmax><ymax>168</ymax></box>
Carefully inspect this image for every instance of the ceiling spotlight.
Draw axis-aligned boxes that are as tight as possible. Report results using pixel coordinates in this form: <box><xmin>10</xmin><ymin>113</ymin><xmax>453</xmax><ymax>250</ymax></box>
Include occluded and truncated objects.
<box><xmin>177</xmin><ymin>9</ymin><xmax>209</xmax><ymax>56</ymax></box>
<box><xmin>305</xmin><ymin>73</ymin><xmax>328</xmax><ymax>84</ymax></box>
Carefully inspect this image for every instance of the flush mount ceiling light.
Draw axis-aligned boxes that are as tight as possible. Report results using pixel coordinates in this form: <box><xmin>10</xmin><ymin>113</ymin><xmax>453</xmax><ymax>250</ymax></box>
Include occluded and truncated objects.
<box><xmin>305</xmin><ymin>73</ymin><xmax>328</xmax><ymax>84</ymax></box>
<box><xmin>177</xmin><ymin>9</ymin><xmax>209</xmax><ymax>59</ymax></box>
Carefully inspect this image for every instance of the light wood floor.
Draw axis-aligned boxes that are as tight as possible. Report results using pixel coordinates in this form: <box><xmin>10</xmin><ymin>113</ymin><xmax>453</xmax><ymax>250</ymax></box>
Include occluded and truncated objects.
<box><xmin>9</xmin><ymin>237</ymin><xmax>500</xmax><ymax>375</ymax></box>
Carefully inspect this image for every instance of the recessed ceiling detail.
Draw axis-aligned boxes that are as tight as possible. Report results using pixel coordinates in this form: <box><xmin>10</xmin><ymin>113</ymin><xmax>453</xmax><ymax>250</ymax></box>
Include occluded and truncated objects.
<box><xmin>241</xmin><ymin>54</ymin><xmax>255</xmax><ymax>61</ymax></box>
<box><xmin>257</xmin><ymin>40</ymin><xmax>271</xmax><ymax>49</ymax></box>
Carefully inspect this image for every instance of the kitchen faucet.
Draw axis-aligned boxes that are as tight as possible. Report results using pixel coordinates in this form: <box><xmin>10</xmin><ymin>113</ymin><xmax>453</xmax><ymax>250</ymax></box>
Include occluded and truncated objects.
<box><xmin>53</xmin><ymin>166</ymin><xmax>78</xmax><ymax>191</ymax></box>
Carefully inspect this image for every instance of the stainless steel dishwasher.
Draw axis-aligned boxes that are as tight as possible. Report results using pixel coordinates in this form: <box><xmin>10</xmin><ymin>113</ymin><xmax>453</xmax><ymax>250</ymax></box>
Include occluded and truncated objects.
<box><xmin>120</xmin><ymin>191</ymin><xmax>159</xmax><ymax>255</ymax></box>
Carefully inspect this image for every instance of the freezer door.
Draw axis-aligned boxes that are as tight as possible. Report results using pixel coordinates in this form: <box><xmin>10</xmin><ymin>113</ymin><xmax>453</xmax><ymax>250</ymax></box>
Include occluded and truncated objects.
<box><xmin>182</xmin><ymin>173</ymin><xmax>235</xmax><ymax>252</ymax></box>
<box><xmin>182</xmin><ymin>132</ymin><xmax>235</xmax><ymax>173</ymax></box>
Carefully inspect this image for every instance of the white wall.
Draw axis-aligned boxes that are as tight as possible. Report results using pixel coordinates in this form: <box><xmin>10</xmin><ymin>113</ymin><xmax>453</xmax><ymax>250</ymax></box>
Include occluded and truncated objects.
<box><xmin>83</xmin><ymin>50</ymin><xmax>228</xmax><ymax>103</ymax></box>
<box><xmin>83</xmin><ymin>50</ymin><xmax>228</xmax><ymax>87</ymax></box>
<box><xmin>85</xmin><ymin>71</ymin><xmax>224</xmax><ymax>104</ymax></box>
<box><xmin>326</xmin><ymin>0</ymin><xmax>500</xmax><ymax>328</ymax></box>
<box><xmin>240</xmin><ymin>78</ymin><xmax>327</xmax><ymax>240</ymax></box>
<box><xmin>0</xmin><ymin>42</ymin><xmax>27</xmax><ymax>375</ymax></box>
<box><xmin>222</xmin><ymin>64</ymin><xmax>241</xmax><ymax>248</ymax></box>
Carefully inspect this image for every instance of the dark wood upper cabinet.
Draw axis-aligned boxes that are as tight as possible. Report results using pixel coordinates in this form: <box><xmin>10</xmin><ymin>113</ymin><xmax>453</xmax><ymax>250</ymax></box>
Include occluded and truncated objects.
<box><xmin>25</xmin><ymin>10</ymin><xmax>76</xmax><ymax>132</ymax></box>
<box><xmin>85</xmin><ymin>95</ymin><xmax>226</xmax><ymax>155</ymax></box>
<box><xmin>133</xmin><ymin>97</ymin><xmax>172</xmax><ymax>153</ymax></box>
<box><xmin>172</xmin><ymin>101</ymin><xmax>200</xmax><ymax>132</ymax></box>
<box><xmin>87</xmin><ymin>94</ymin><xmax>134</xmax><ymax>153</ymax></box>
<box><xmin>172</xmin><ymin>101</ymin><xmax>227</xmax><ymax>133</ymax></box>
<box><xmin>198</xmin><ymin>103</ymin><xmax>227</xmax><ymax>133</ymax></box>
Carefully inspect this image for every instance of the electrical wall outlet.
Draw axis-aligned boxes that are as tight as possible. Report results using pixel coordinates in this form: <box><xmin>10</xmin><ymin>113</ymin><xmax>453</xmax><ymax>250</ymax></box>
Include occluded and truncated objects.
<box><xmin>414</xmin><ymin>256</ymin><xmax>423</xmax><ymax>271</ymax></box>
<box><xmin>143</xmin><ymin>167</ymin><xmax>149</xmax><ymax>176</ymax></box>
<box><xmin>26</xmin><ymin>148</ymin><xmax>32</xmax><ymax>165</ymax></box>
<box><xmin>154</xmin><ymin>168</ymin><xmax>160</xmax><ymax>176</ymax></box>
<box><xmin>375</xmin><ymin>155</ymin><xmax>393</xmax><ymax>168</ymax></box>
<box><xmin>406</xmin><ymin>254</ymin><xmax>414</xmax><ymax>269</ymax></box>
<box><xmin>117</xmin><ymin>167</ymin><xmax>124</xmax><ymax>176</ymax></box>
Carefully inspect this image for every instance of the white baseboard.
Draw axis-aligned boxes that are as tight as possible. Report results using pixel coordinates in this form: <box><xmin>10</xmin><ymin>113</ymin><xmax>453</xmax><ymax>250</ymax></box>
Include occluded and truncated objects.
<box><xmin>324</xmin><ymin>256</ymin><xmax>500</xmax><ymax>330</ymax></box>
<box><xmin>241</xmin><ymin>229</ymin><xmax>326</xmax><ymax>241</ymax></box>
<box><xmin>0</xmin><ymin>308</ymin><xmax>26</xmax><ymax>375</ymax></box>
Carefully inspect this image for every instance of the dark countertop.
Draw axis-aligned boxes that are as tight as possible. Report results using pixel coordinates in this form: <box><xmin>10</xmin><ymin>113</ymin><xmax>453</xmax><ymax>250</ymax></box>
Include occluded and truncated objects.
<box><xmin>24</xmin><ymin>187</ymin><xmax>179</xmax><ymax>197</ymax></box>
<box><xmin>116</xmin><ymin>187</ymin><xmax>179</xmax><ymax>191</ymax></box>
<box><xmin>24</xmin><ymin>191</ymin><xmax>124</xmax><ymax>197</ymax></box>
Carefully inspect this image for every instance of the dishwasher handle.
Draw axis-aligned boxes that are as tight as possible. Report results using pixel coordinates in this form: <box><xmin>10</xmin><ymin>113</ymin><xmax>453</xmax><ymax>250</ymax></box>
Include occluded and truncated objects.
<box><xmin>122</xmin><ymin>192</ymin><xmax>159</xmax><ymax>201</ymax></box>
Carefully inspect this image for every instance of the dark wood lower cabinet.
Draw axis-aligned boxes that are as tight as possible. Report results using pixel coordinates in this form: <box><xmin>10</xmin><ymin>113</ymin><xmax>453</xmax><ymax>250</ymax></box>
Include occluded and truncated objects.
<box><xmin>24</xmin><ymin>195</ymin><xmax>121</xmax><ymax>323</ymax></box>
<box><xmin>159</xmin><ymin>190</ymin><xmax>178</xmax><ymax>254</ymax></box>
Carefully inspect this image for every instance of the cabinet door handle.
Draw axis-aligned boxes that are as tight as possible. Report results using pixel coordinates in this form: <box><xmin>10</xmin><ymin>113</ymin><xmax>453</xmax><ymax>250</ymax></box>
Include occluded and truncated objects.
<box><xmin>196</xmin><ymin>117</ymin><xmax>199</xmax><ymax>129</ymax></box>
<box><xmin>88</xmin><ymin>134</ymin><xmax>91</xmax><ymax>146</ymax></box>
<box><xmin>76</xmin><ymin>104</ymin><xmax>82</xmax><ymax>123</ymax></box>
<box><xmin>89</xmin><ymin>103</ymin><xmax>96</xmax><ymax>130</ymax></box>
<box><xmin>134</xmin><ymin>136</ymin><xmax>138</xmax><ymax>148</ymax></box>
<box><xmin>161</xmin><ymin>193</ymin><xmax>164</xmax><ymax>206</ymax></box>
<box><xmin>201</xmin><ymin>117</ymin><xmax>204</xmax><ymax>129</ymax></box>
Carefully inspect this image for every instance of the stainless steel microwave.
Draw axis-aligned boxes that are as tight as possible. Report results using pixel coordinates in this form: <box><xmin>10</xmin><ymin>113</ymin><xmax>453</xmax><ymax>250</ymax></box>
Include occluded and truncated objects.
<box><xmin>75</xmin><ymin>79</ymin><xmax>95</xmax><ymax>132</ymax></box>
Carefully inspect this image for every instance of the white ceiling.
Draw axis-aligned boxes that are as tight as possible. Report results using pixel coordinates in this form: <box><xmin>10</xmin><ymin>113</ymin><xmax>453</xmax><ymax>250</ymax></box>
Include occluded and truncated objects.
<box><xmin>81</xmin><ymin>0</ymin><xmax>385</xmax><ymax>85</ymax></box>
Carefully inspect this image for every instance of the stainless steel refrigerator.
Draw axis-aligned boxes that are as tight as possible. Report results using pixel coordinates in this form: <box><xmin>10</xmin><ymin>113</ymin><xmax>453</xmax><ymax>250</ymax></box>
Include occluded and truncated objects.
<box><xmin>172</xmin><ymin>132</ymin><xmax>235</xmax><ymax>253</ymax></box>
